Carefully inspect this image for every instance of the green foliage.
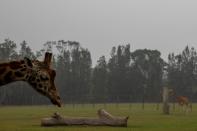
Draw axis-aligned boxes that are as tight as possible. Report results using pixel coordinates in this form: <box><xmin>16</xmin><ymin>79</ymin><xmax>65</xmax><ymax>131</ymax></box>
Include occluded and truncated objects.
<box><xmin>167</xmin><ymin>46</ymin><xmax>197</xmax><ymax>98</ymax></box>
<box><xmin>131</xmin><ymin>49</ymin><xmax>165</xmax><ymax>102</ymax></box>
<box><xmin>19</xmin><ymin>41</ymin><xmax>36</xmax><ymax>59</ymax></box>
<box><xmin>92</xmin><ymin>56</ymin><xmax>108</xmax><ymax>102</ymax></box>
<box><xmin>0</xmin><ymin>39</ymin><xmax>17</xmax><ymax>61</ymax></box>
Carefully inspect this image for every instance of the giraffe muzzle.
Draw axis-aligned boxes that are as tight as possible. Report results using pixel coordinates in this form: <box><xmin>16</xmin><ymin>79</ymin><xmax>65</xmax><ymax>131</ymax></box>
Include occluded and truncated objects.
<box><xmin>50</xmin><ymin>97</ymin><xmax>61</xmax><ymax>107</ymax></box>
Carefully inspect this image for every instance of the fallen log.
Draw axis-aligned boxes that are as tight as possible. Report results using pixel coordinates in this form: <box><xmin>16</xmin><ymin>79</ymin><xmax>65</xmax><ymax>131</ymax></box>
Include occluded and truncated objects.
<box><xmin>41</xmin><ymin>109</ymin><xmax>129</xmax><ymax>127</ymax></box>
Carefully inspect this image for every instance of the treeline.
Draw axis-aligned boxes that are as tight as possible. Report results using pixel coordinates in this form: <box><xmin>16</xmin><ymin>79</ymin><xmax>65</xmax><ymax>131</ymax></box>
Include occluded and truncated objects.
<box><xmin>0</xmin><ymin>39</ymin><xmax>197</xmax><ymax>105</ymax></box>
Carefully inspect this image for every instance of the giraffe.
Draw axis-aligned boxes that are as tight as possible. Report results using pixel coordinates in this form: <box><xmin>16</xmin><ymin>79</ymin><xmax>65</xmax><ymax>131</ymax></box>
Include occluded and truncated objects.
<box><xmin>168</xmin><ymin>89</ymin><xmax>192</xmax><ymax>113</ymax></box>
<box><xmin>0</xmin><ymin>52</ymin><xmax>61</xmax><ymax>107</ymax></box>
<box><xmin>176</xmin><ymin>96</ymin><xmax>192</xmax><ymax>112</ymax></box>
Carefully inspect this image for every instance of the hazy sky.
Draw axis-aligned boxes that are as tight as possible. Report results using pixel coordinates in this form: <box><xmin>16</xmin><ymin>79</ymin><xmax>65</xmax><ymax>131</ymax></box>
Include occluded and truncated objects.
<box><xmin>0</xmin><ymin>0</ymin><xmax>197</xmax><ymax>65</ymax></box>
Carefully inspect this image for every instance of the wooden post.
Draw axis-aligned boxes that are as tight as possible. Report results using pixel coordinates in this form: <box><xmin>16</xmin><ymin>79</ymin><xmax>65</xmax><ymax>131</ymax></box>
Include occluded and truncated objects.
<box><xmin>162</xmin><ymin>86</ymin><xmax>170</xmax><ymax>115</ymax></box>
<box><xmin>41</xmin><ymin>109</ymin><xmax>129</xmax><ymax>127</ymax></box>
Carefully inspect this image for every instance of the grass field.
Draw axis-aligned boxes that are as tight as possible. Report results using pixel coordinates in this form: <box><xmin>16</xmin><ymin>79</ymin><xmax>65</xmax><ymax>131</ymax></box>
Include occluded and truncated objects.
<box><xmin>0</xmin><ymin>103</ymin><xmax>197</xmax><ymax>131</ymax></box>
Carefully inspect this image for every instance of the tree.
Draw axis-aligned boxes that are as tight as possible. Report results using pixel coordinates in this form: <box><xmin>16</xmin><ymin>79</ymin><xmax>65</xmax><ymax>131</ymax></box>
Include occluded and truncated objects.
<box><xmin>131</xmin><ymin>49</ymin><xmax>165</xmax><ymax>102</ymax></box>
<box><xmin>0</xmin><ymin>39</ymin><xmax>18</xmax><ymax>61</ymax></box>
<box><xmin>167</xmin><ymin>46</ymin><xmax>197</xmax><ymax>100</ymax></box>
<box><xmin>107</xmin><ymin>44</ymin><xmax>131</xmax><ymax>102</ymax></box>
<box><xmin>92</xmin><ymin>56</ymin><xmax>108</xmax><ymax>102</ymax></box>
<box><xmin>70</xmin><ymin>45</ymin><xmax>92</xmax><ymax>103</ymax></box>
<box><xmin>19</xmin><ymin>41</ymin><xmax>36</xmax><ymax>59</ymax></box>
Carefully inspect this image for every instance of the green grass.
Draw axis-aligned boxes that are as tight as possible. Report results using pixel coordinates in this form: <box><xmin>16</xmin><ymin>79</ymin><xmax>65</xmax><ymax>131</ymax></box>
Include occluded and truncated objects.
<box><xmin>0</xmin><ymin>103</ymin><xmax>197</xmax><ymax>131</ymax></box>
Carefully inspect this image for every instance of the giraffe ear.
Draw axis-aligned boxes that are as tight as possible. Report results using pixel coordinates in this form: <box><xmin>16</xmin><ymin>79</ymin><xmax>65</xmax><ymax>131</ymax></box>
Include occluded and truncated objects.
<box><xmin>24</xmin><ymin>57</ymin><xmax>33</xmax><ymax>67</ymax></box>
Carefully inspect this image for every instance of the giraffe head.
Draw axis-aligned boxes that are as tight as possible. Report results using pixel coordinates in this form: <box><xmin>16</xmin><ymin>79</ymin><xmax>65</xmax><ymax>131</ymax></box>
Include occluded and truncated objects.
<box><xmin>24</xmin><ymin>53</ymin><xmax>61</xmax><ymax>107</ymax></box>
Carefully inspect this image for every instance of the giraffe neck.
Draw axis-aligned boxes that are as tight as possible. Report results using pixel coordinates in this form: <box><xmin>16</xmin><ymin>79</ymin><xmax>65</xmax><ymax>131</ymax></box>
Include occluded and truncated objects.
<box><xmin>0</xmin><ymin>60</ymin><xmax>29</xmax><ymax>86</ymax></box>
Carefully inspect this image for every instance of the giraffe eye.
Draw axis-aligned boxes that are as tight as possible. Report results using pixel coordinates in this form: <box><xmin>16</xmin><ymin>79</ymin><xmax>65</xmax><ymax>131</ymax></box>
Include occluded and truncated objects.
<box><xmin>40</xmin><ymin>74</ymin><xmax>49</xmax><ymax>81</ymax></box>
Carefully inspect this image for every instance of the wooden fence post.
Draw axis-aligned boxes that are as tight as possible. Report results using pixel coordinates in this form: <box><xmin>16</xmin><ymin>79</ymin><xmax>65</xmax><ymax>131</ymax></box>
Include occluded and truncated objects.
<box><xmin>162</xmin><ymin>86</ymin><xmax>170</xmax><ymax>114</ymax></box>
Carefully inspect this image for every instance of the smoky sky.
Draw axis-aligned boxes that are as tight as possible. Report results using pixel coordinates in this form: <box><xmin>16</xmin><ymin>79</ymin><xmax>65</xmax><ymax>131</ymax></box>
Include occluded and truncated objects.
<box><xmin>0</xmin><ymin>0</ymin><xmax>197</xmax><ymax>65</ymax></box>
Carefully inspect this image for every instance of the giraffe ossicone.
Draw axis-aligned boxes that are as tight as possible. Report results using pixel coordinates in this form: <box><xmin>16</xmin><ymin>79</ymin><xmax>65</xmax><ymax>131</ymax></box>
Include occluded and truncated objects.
<box><xmin>0</xmin><ymin>52</ymin><xmax>61</xmax><ymax>107</ymax></box>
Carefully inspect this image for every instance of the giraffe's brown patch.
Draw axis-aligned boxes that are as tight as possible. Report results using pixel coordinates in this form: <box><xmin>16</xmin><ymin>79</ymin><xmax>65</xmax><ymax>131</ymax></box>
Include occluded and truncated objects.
<box><xmin>4</xmin><ymin>71</ymin><xmax>12</xmax><ymax>82</ymax></box>
<box><xmin>14</xmin><ymin>71</ymin><xmax>24</xmax><ymax>77</ymax></box>
<box><xmin>30</xmin><ymin>82</ymin><xmax>37</xmax><ymax>88</ymax></box>
<box><xmin>30</xmin><ymin>76</ymin><xmax>36</xmax><ymax>82</ymax></box>
<box><xmin>32</xmin><ymin>83</ymin><xmax>46</xmax><ymax>95</ymax></box>
<box><xmin>57</xmin><ymin>96</ymin><xmax>60</xmax><ymax>99</ymax></box>
<box><xmin>38</xmin><ymin>84</ymin><xmax>42</xmax><ymax>88</ymax></box>
<box><xmin>0</xmin><ymin>68</ymin><xmax>6</xmax><ymax>74</ymax></box>
<box><xmin>21</xmin><ymin>60</ymin><xmax>25</xmax><ymax>64</ymax></box>
<box><xmin>0</xmin><ymin>63</ymin><xmax>9</xmax><ymax>67</ymax></box>
<box><xmin>9</xmin><ymin>61</ymin><xmax>23</xmax><ymax>70</ymax></box>
<box><xmin>43</xmin><ymin>86</ymin><xmax>47</xmax><ymax>90</ymax></box>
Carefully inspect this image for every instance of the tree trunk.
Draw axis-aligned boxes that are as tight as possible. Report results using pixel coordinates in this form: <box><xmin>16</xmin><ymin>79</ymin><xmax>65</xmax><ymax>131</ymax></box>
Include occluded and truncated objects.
<box><xmin>41</xmin><ymin>109</ymin><xmax>129</xmax><ymax>127</ymax></box>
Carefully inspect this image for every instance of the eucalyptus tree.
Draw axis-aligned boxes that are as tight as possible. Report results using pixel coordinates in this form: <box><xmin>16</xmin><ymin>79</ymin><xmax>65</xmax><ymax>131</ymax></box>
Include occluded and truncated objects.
<box><xmin>131</xmin><ymin>49</ymin><xmax>165</xmax><ymax>102</ymax></box>
<box><xmin>0</xmin><ymin>39</ymin><xmax>17</xmax><ymax>61</ymax></box>
<box><xmin>107</xmin><ymin>44</ymin><xmax>131</xmax><ymax>102</ymax></box>
<box><xmin>70</xmin><ymin>45</ymin><xmax>92</xmax><ymax>103</ymax></box>
<box><xmin>92</xmin><ymin>56</ymin><xmax>108</xmax><ymax>102</ymax></box>
<box><xmin>167</xmin><ymin>46</ymin><xmax>197</xmax><ymax>100</ymax></box>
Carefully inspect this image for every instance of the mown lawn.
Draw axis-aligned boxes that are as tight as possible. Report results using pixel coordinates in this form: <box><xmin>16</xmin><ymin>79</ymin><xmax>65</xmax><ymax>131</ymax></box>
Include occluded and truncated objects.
<box><xmin>0</xmin><ymin>103</ymin><xmax>197</xmax><ymax>131</ymax></box>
